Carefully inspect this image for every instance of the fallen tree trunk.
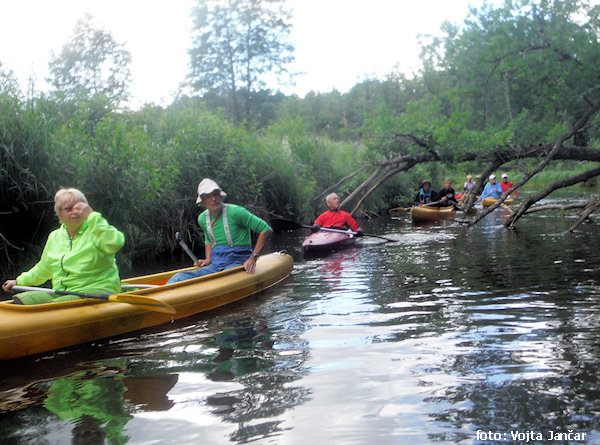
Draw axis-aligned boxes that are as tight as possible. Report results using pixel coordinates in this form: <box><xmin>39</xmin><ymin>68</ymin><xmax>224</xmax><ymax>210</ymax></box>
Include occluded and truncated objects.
<box><xmin>349</xmin><ymin>160</ymin><xmax>419</xmax><ymax>215</ymax></box>
<box><xmin>312</xmin><ymin>164</ymin><xmax>369</xmax><ymax>203</ymax></box>
<box><xmin>504</xmin><ymin>166</ymin><xmax>600</xmax><ymax>228</ymax></box>
<box><xmin>337</xmin><ymin>142</ymin><xmax>600</xmax><ymax>217</ymax></box>
<box><xmin>568</xmin><ymin>197</ymin><xmax>600</xmax><ymax>232</ymax></box>
<box><xmin>467</xmin><ymin>100</ymin><xmax>600</xmax><ymax>227</ymax></box>
<box><xmin>523</xmin><ymin>202</ymin><xmax>588</xmax><ymax>214</ymax></box>
<box><xmin>340</xmin><ymin>153</ymin><xmax>432</xmax><ymax>211</ymax></box>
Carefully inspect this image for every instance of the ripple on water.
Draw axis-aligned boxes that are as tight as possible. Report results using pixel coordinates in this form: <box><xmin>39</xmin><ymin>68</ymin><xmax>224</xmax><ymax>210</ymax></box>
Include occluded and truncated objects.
<box><xmin>2</xmin><ymin>200</ymin><xmax>600</xmax><ymax>444</ymax></box>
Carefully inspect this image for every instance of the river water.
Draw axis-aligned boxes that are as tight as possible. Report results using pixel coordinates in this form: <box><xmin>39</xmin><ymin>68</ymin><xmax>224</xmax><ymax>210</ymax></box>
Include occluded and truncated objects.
<box><xmin>1</xmin><ymin>193</ymin><xmax>599</xmax><ymax>444</ymax></box>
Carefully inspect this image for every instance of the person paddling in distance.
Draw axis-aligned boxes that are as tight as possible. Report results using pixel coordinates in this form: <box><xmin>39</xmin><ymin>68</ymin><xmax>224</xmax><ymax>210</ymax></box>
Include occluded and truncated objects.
<box><xmin>167</xmin><ymin>179</ymin><xmax>272</xmax><ymax>284</ymax></box>
<box><xmin>463</xmin><ymin>175</ymin><xmax>476</xmax><ymax>195</ymax></box>
<box><xmin>2</xmin><ymin>188</ymin><xmax>125</xmax><ymax>304</ymax></box>
<box><xmin>413</xmin><ymin>180</ymin><xmax>441</xmax><ymax>206</ymax></box>
<box><xmin>500</xmin><ymin>173</ymin><xmax>517</xmax><ymax>197</ymax></box>
<box><xmin>481</xmin><ymin>174</ymin><xmax>503</xmax><ymax>199</ymax></box>
<box><xmin>438</xmin><ymin>178</ymin><xmax>459</xmax><ymax>207</ymax></box>
<box><xmin>311</xmin><ymin>193</ymin><xmax>363</xmax><ymax>236</ymax></box>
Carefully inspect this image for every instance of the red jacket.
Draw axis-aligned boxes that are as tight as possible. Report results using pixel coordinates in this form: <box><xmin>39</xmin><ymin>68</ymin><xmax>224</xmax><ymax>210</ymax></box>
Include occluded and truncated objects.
<box><xmin>314</xmin><ymin>210</ymin><xmax>359</xmax><ymax>231</ymax></box>
<box><xmin>500</xmin><ymin>181</ymin><xmax>517</xmax><ymax>196</ymax></box>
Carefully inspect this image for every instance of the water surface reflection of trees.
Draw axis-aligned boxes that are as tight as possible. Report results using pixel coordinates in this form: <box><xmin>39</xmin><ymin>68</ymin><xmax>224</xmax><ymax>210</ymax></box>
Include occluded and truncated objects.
<box><xmin>364</xmin><ymin>213</ymin><xmax>600</xmax><ymax>439</ymax></box>
<box><xmin>0</xmin><ymin>294</ymin><xmax>311</xmax><ymax>444</ymax></box>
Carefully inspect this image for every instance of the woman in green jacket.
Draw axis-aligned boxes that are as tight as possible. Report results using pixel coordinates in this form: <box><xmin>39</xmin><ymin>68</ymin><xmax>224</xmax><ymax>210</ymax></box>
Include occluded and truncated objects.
<box><xmin>2</xmin><ymin>188</ymin><xmax>125</xmax><ymax>304</ymax></box>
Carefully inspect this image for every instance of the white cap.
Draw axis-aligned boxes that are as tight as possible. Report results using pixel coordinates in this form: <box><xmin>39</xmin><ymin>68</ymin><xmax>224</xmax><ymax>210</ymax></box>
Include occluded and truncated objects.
<box><xmin>489</xmin><ymin>174</ymin><xmax>496</xmax><ymax>180</ymax></box>
<box><xmin>196</xmin><ymin>178</ymin><xmax>226</xmax><ymax>204</ymax></box>
<box><xmin>501</xmin><ymin>173</ymin><xmax>508</xmax><ymax>178</ymax></box>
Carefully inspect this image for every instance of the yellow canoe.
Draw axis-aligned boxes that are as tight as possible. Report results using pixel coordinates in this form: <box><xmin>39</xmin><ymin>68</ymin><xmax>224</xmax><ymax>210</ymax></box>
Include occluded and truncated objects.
<box><xmin>482</xmin><ymin>197</ymin><xmax>514</xmax><ymax>207</ymax></box>
<box><xmin>410</xmin><ymin>205</ymin><xmax>456</xmax><ymax>223</ymax></box>
<box><xmin>0</xmin><ymin>252</ymin><xmax>293</xmax><ymax>361</ymax></box>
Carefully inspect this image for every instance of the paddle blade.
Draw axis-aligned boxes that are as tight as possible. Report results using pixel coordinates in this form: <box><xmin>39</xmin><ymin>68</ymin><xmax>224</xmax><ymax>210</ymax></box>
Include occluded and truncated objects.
<box><xmin>388</xmin><ymin>207</ymin><xmax>408</xmax><ymax>216</ymax></box>
<box><xmin>108</xmin><ymin>294</ymin><xmax>176</xmax><ymax>314</ymax></box>
<box><xmin>270</xmin><ymin>218</ymin><xmax>305</xmax><ymax>232</ymax></box>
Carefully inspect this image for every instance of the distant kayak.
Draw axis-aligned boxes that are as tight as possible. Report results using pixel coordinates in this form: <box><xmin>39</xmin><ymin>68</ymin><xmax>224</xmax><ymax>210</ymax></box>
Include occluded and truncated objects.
<box><xmin>302</xmin><ymin>231</ymin><xmax>355</xmax><ymax>253</ymax></box>
<box><xmin>482</xmin><ymin>197</ymin><xmax>514</xmax><ymax>207</ymax></box>
<box><xmin>410</xmin><ymin>205</ymin><xmax>456</xmax><ymax>223</ymax></box>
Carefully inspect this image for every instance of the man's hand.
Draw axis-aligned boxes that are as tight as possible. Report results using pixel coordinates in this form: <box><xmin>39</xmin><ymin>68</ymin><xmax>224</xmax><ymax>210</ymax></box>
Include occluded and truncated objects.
<box><xmin>195</xmin><ymin>258</ymin><xmax>211</xmax><ymax>267</ymax></box>
<box><xmin>244</xmin><ymin>256</ymin><xmax>257</xmax><ymax>274</ymax></box>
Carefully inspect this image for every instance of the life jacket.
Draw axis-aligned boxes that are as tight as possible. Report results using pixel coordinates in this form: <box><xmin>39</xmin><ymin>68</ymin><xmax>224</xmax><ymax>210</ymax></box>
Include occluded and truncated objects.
<box><xmin>418</xmin><ymin>188</ymin><xmax>433</xmax><ymax>204</ymax></box>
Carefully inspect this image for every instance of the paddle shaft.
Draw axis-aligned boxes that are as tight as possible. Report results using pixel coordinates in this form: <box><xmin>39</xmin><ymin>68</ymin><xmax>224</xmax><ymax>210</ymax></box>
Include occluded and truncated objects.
<box><xmin>420</xmin><ymin>200</ymin><xmax>442</xmax><ymax>207</ymax></box>
<box><xmin>271</xmin><ymin>218</ymin><xmax>394</xmax><ymax>242</ymax></box>
<box><xmin>394</xmin><ymin>200</ymin><xmax>451</xmax><ymax>213</ymax></box>
<box><xmin>11</xmin><ymin>285</ymin><xmax>176</xmax><ymax>314</ymax></box>
<box><xmin>12</xmin><ymin>285</ymin><xmax>110</xmax><ymax>299</ymax></box>
<box><xmin>12</xmin><ymin>284</ymin><xmax>158</xmax><ymax>292</ymax></box>
<box><xmin>421</xmin><ymin>199</ymin><xmax>462</xmax><ymax>211</ymax></box>
<box><xmin>305</xmin><ymin>224</ymin><xmax>394</xmax><ymax>242</ymax></box>
<box><xmin>121</xmin><ymin>284</ymin><xmax>158</xmax><ymax>289</ymax></box>
<box><xmin>176</xmin><ymin>232</ymin><xmax>200</xmax><ymax>263</ymax></box>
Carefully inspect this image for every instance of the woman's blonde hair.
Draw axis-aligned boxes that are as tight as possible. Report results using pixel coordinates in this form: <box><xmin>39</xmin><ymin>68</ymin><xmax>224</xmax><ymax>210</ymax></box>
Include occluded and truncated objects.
<box><xmin>54</xmin><ymin>188</ymin><xmax>88</xmax><ymax>218</ymax></box>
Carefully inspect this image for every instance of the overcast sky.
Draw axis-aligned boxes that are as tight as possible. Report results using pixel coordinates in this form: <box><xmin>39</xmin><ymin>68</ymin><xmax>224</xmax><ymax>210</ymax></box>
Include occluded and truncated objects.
<box><xmin>0</xmin><ymin>0</ymin><xmax>503</xmax><ymax>108</ymax></box>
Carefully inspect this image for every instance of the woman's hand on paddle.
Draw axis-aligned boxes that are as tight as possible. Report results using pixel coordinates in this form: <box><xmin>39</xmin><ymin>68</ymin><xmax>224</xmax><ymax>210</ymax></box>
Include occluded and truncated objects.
<box><xmin>2</xmin><ymin>279</ymin><xmax>16</xmax><ymax>293</ymax></box>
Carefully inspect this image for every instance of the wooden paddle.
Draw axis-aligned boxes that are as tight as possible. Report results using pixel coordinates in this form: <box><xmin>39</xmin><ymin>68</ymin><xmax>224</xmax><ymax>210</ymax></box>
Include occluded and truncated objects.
<box><xmin>421</xmin><ymin>200</ymin><xmax>443</xmax><ymax>207</ymax></box>
<box><xmin>388</xmin><ymin>207</ymin><xmax>409</xmax><ymax>215</ymax></box>
<box><xmin>271</xmin><ymin>218</ymin><xmax>395</xmax><ymax>242</ymax></box>
<box><xmin>390</xmin><ymin>200</ymin><xmax>443</xmax><ymax>214</ymax></box>
<box><xmin>11</xmin><ymin>285</ymin><xmax>176</xmax><ymax>314</ymax></box>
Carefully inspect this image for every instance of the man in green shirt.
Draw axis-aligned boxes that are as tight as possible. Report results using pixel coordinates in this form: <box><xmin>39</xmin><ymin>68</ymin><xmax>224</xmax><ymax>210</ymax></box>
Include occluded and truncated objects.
<box><xmin>167</xmin><ymin>178</ymin><xmax>272</xmax><ymax>284</ymax></box>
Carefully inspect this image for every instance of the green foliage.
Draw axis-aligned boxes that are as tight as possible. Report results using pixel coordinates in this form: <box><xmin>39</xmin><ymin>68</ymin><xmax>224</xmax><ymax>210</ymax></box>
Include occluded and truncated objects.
<box><xmin>420</xmin><ymin>0</ymin><xmax>600</xmax><ymax>141</ymax></box>
<box><xmin>2</xmin><ymin>0</ymin><xmax>600</xmax><ymax>278</ymax></box>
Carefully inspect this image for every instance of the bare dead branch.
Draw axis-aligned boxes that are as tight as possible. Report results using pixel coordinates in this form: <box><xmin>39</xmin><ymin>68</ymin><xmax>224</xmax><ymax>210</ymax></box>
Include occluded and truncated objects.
<box><xmin>523</xmin><ymin>202</ymin><xmax>588</xmax><ymax>214</ymax></box>
<box><xmin>312</xmin><ymin>164</ymin><xmax>369</xmax><ymax>202</ymax></box>
<box><xmin>469</xmin><ymin>98</ymin><xmax>600</xmax><ymax>227</ymax></box>
<box><xmin>505</xmin><ymin>166</ymin><xmax>600</xmax><ymax>227</ymax></box>
<box><xmin>349</xmin><ymin>162</ymin><xmax>417</xmax><ymax>215</ymax></box>
<box><xmin>568</xmin><ymin>197</ymin><xmax>600</xmax><ymax>232</ymax></box>
<box><xmin>0</xmin><ymin>231</ymin><xmax>23</xmax><ymax>251</ymax></box>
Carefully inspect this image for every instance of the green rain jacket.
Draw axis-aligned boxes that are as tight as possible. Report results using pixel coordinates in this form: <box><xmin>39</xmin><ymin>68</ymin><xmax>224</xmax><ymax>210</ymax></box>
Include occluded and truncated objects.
<box><xmin>16</xmin><ymin>212</ymin><xmax>125</xmax><ymax>293</ymax></box>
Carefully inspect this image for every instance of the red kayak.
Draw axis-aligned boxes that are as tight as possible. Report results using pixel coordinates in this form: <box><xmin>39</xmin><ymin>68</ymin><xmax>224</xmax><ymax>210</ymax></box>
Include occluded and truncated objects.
<box><xmin>302</xmin><ymin>231</ymin><xmax>356</xmax><ymax>253</ymax></box>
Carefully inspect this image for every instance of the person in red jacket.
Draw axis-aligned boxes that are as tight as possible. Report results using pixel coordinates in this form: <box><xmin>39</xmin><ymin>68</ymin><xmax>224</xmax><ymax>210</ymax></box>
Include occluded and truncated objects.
<box><xmin>500</xmin><ymin>173</ymin><xmax>517</xmax><ymax>197</ymax></box>
<box><xmin>312</xmin><ymin>193</ymin><xmax>363</xmax><ymax>236</ymax></box>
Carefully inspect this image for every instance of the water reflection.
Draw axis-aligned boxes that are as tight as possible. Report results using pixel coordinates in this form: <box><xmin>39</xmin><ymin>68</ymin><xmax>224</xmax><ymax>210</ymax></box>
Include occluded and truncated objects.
<box><xmin>2</xmin><ymin>198</ymin><xmax>600</xmax><ymax>444</ymax></box>
<box><xmin>44</xmin><ymin>362</ymin><xmax>132</xmax><ymax>445</ymax></box>
<box><xmin>123</xmin><ymin>374</ymin><xmax>178</xmax><ymax>411</ymax></box>
<box><xmin>0</xmin><ymin>281</ymin><xmax>311</xmax><ymax>444</ymax></box>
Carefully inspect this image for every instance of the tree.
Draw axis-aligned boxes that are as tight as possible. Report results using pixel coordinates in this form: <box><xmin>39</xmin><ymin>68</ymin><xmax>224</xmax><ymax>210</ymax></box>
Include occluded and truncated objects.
<box><xmin>47</xmin><ymin>13</ymin><xmax>132</xmax><ymax>106</ymax></box>
<box><xmin>187</xmin><ymin>0</ymin><xmax>294</xmax><ymax>122</ymax></box>
<box><xmin>329</xmin><ymin>0</ymin><xmax>600</xmax><ymax>228</ymax></box>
